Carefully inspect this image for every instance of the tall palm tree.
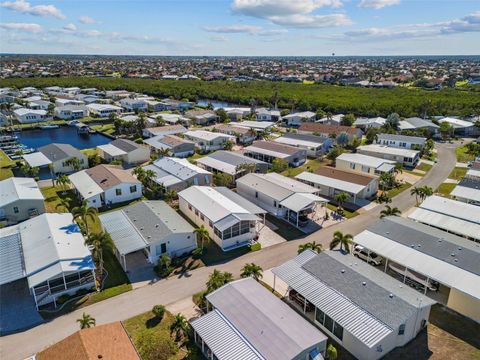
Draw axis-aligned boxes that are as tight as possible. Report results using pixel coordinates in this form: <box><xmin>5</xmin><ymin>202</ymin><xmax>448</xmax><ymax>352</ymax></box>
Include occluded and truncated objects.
<box><xmin>194</xmin><ymin>225</ymin><xmax>210</xmax><ymax>251</ymax></box>
<box><xmin>72</xmin><ymin>200</ymin><xmax>98</xmax><ymax>237</ymax></box>
<box><xmin>334</xmin><ymin>192</ymin><xmax>349</xmax><ymax>211</ymax></box>
<box><xmin>206</xmin><ymin>269</ymin><xmax>233</xmax><ymax>293</ymax></box>
<box><xmin>330</xmin><ymin>231</ymin><xmax>353</xmax><ymax>254</ymax></box>
<box><xmin>170</xmin><ymin>313</ymin><xmax>189</xmax><ymax>340</ymax></box>
<box><xmin>420</xmin><ymin>186</ymin><xmax>433</xmax><ymax>201</ymax></box>
<box><xmin>298</xmin><ymin>241</ymin><xmax>323</xmax><ymax>254</ymax></box>
<box><xmin>65</xmin><ymin>157</ymin><xmax>82</xmax><ymax>171</ymax></box>
<box><xmin>240</xmin><ymin>263</ymin><xmax>263</xmax><ymax>281</ymax></box>
<box><xmin>132</xmin><ymin>166</ymin><xmax>146</xmax><ymax>182</ymax></box>
<box><xmin>77</xmin><ymin>312</ymin><xmax>96</xmax><ymax>329</ymax></box>
<box><xmin>410</xmin><ymin>186</ymin><xmax>423</xmax><ymax>205</ymax></box>
<box><xmin>393</xmin><ymin>163</ymin><xmax>403</xmax><ymax>175</ymax></box>
<box><xmin>164</xmin><ymin>189</ymin><xmax>177</xmax><ymax>204</ymax></box>
<box><xmin>86</xmin><ymin>232</ymin><xmax>114</xmax><ymax>277</ymax></box>
<box><xmin>380</xmin><ymin>205</ymin><xmax>401</xmax><ymax>218</ymax></box>
<box><xmin>55</xmin><ymin>174</ymin><xmax>71</xmax><ymax>194</ymax></box>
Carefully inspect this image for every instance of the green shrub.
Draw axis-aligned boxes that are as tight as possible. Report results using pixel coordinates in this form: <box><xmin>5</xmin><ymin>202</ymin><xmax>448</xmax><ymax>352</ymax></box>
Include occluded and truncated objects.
<box><xmin>152</xmin><ymin>305</ymin><xmax>166</xmax><ymax>320</ymax></box>
<box><xmin>250</xmin><ymin>242</ymin><xmax>262</xmax><ymax>252</ymax></box>
<box><xmin>56</xmin><ymin>294</ymin><xmax>70</xmax><ymax>305</ymax></box>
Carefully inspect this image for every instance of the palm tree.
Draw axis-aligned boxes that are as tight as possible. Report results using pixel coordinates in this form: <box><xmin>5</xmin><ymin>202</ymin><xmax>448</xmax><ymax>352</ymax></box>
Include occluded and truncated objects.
<box><xmin>330</xmin><ymin>231</ymin><xmax>353</xmax><ymax>254</ymax></box>
<box><xmin>164</xmin><ymin>189</ymin><xmax>177</xmax><ymax>204</ymax></box>
<box><xmin>240</xmin><ymin>263</ymin><xmax>263</xmax><ymax>281</ymax></box>
<box><xmin>334</xmin><ymin>192</ymin><xmax>349</xmax><ymax>212</ymax></box>
<box><xmin>298</xmin><ymin>241</ymin><xmax>323</xmax><ymax>254</ymax></box>
<box><xmin>170</xmin><ymin>313</ymin><xmax>189</xmax><ymax>340</ymax></box>
<box><xmin>132</xmin><ymin>166</ymin><xmax>146</xmax><ymax>181</ymax></box>
<box><xmin>194</xmin><ymin>225</ymin><xmax>210</xmax><ymax>251</ymax></box>
<box><xmin>55</xmin><ymin>174</ymin><xmax>71</xmax><ymax>194</ymax></box>
<box><xmin>86</xmin><ymin>232</ymin><xmax>114</xmax><ymax>277</ymax></box>
<box><xmin>77</xmin><ymin>312</ymin><xmax>96</xmax><ymax>329</ymax></box>
<box><xmin>72</xmin><ymin>200</ymin><xmax>98</xmax><ymax>236</ymax></box>
<box><xmin>420</xmin><ymin>186</ymin><xmax>433</xmax><ymax>201</ymax></box>
<box><xmin>380</xmin><ymin>205</ymin><xmax>401</xmax><ymax>218</ymax></box>
<box><xmin>206</xmin><ymin>269</ymin><xmax>233</xmax><ymax>293</ymax></box>
<box><xmin>410</xmin><ymin>186</ymin><xmax>423</xmax><ymax>205</ymax></box>
<box><xmin>65</xmin><ymin>157</ymin><xmax>82</xmax><ymax>171</ymax></box>
<box><xmin>393</xmin><ymin>163</ymin><xmax>403</xmax><ymax>175</ymax></box>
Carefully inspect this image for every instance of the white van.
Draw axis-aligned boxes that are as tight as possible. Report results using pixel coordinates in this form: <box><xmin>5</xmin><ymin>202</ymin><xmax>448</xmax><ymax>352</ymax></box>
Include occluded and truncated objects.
<box><xmin>353</xmin><ymin>245</ymin><xmax>383</xmax><ymax>266</ymax></box>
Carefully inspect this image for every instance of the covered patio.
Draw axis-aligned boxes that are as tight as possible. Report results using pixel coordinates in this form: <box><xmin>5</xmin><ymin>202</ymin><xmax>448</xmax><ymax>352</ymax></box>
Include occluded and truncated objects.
<box><xmin>279</xmin><ymin>193</ymin><xmax>328</xmax><ymax>232</ymax></box>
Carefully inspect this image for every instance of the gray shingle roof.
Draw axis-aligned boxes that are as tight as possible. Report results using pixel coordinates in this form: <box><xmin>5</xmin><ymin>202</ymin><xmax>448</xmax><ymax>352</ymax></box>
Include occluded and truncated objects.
<box><xmin>110</xmin><ymin>138</ymin><xmax>140</xmax><ymax>153</ymax></box>
<box><xmin>377</xmin><ymin>133</ymin><xmax>426</xmax><ymax>144</ymax></box>
<box><xmin>281</xmin><ymin>132</ymin><xmax>330</xmax><ymax>144</ymax></box>
<box><xmin>208</xmin><ymin>151</ymin><xmax>266</xmax><ymax>166</ymax></box>
<box><xmin>368</xmin><ymin>216</ymin><xmax>480</xmax><ymax>276</ymax></box>
<box><xmin>302</xmin><ymin>251</ymin><xmax>428</xmax><ymax>329</ymax></box>
<box><xmin>38</xmin><ymin>143</ymin><xmax>83</xmax><ymax>161</ymax></box>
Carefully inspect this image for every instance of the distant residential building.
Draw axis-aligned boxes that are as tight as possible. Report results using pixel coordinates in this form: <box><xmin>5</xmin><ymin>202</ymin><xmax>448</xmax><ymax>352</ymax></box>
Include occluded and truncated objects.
<box><xmin>196</xmin><ymin>150</ymin><xmax>268</xmax><ymax>179</ymax></box>
<box><xmin>119</xmin><ymin>98</ymin><xmax>148</xmax><ymax>112</ymax></box>
<box><xmin>450</xmin><ymin>177</ymin><xmax>480</xmax><ymax>205</ymax></box>
<box><xmin>0</xmin><ymin>177</ymin><xmax>45</xmax><ymax>224</ymax></box>
<box><xmin>438</xmin><ymin>117</ymin><xmax>478</xmax><ymax>136</ymax></box>
<box><xmin>236</xmin><ymin>120</ymin><xmax>275</xmax><ymax>133</ymax></box>
<box><xmin>399</xmin><ymin>117</ymin><xmax>439</xmax><ymax>134</ymax></box>
<box><xmin>273</xmin><ymin>249</ymin><xmax>435</xmax><ymax>360</ymax></box>
<box><xmin>317</xmin><ymin>113</ymin><xmax>344</xmax><ymax>125</ymax></box>
<box><xmin>274</xmin><ymin>133</ymin><xmax>333</xmax><ymax>157</ymax></box>
<box><xmin>69</xmin><ymin>164</ymin><xmax>142</xmax><ymax>208</ymax></box>
<box><xmin>151</xmin><ymin>113</ymin><xmax>190</xmax><ymax>126</ymax></box>
<box><xmin>183</xmin><ymin>130</ymin><xmax>236</xmax><ymax>152</ymax></box>
<box><xmin>55</xmin><ymin>98</ymin><xmax>84</xmax><ymax>107</ymax></box>
<box><xmin>86</xmin><ymin>103</ymin><xmax>122</xmax><ymax>118</ymax></box>
<box><xmin>298</xmin><ymin>123</ymin><xmax>363</xmax><ymax>141</ymax></box>
<box><xmin>296</xmin><ymin>167</ymin><xmax>378</xmax><ymax>204</ymax></box>
<box><xmin>13</xmin><ymin>108</ymin><xmax>49</xmax><ymax>123</ymax></box>
<box><xmin>158</xmin><ymin>98</ymin><xmax>194</xmax><ymax>111</ymax></box>
<box><xmin>282</xmin><ymin>111</ymin><xmax>316</xmax><ymax>127</ymax></box>
<box><xmin>191</xmin><ymin>278</ymin><xmax>328</xmax><ymax>360</ymax></box>
<box><xmin>255</xmin><ymin>108</ymin><xmax>281</xmax><ymax>122</ymax></box>
<box><xmin>185</xmin><ymin>109</ymin><xmax>218</xmax><ymax>125</ymax></box>
<box><xmin>244</xmin><ymin>140</ymin><xmax>307</xmax><ymax>167</ymax></box>
<box><xmin>142</xmin><ymin>124</ymin><xmax>187</xmax><ymax>138</ymax></box>
<box><xmin>144</xmin><ymin>135</ymin><xmax>195</xmax><ymax>157</ymax></box>
<box><xmin>0</xmin><ymin>213</ymin><xmax>96</xmax><ymax>309</ymax></box>
<box><xmin>213</xmin><ymin>123</ymin><xmax>256</xmax><ymax>145</ymax></box>
<box><xmin>178</xmin><ymin>186</ymin><xmax>265</xmax><ymax>251</ymax></box>
<box><xmin>100</xmin><ymin>201</ymin><xmax>196</xmax><ymax>270</ymax></box>
<box><xmin>143</xmin><ymin>157</ymin><xmax>212</xmax><ymax>192</ymax></box>
<box><xmin>375</xmin><ymin>133</ymin><xmax>426</xmax><ymax>150</ymax></box>
<box><xmin>357</xmin><ymin>144</ymin><xmax>420</xmax><ymax>168</ymax></box>
<box><xmin>54</xmin><ymin>105</ymin><xmax>87</xmax><ymax>120</ymax></box>
<box><xmin>28</xmin><ymin>99</ymin><xmax>51</xmax><ymax>110</ymax></box>
<box><xmin>97</xmin><ymin>138</ymin><xmax>150</xmax><ymax>165</ymax></box>
<box><xmin>38</xmin><ymin>143</ymin><xmax>88</xmax><ymax>174</ymax></box>
<box><xmin>224</xmin><ymin>107</ymin><xmax>250</xmax><ymax>121</ymax></box>
<box><xmin>354</xmin><ymin>117</ymin><xmax>386</xmax><ymax>130</ymax></box>
<box><xmin>336</xmin><ymin>153</ymin><xmax>396</xmax><ymax>175</ymax></box>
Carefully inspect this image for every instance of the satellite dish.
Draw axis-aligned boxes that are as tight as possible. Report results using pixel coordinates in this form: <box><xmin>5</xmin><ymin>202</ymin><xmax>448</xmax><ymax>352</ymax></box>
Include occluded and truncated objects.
<box><xmin>332</xmin><ymin>52</ymin><xmax>335</xmax><ymax>56</ymax></box>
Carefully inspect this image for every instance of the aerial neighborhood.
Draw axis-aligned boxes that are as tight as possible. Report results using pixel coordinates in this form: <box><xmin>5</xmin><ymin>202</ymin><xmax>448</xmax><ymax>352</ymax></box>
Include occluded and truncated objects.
<box><xmin>0</xmin><ymin>75</ymin><xmax>479</xmax><ymax>360</ymax></box>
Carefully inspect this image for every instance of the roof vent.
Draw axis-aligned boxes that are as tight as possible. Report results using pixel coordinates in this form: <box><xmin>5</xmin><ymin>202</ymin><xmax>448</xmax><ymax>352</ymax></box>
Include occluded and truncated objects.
<box><xmin>458</xmin><ymin>247</ymin><xmax>462</xmax><ymax>251</ymax></box>
<box><xmin>362</xmin><ymin>281</ymin><xmax>366</xmax><ymax>286</ymax></box>
<box><xmin>385</xmin><ymin>231</ymin><xmax>390</xmax><ymax>234</ymax></box>
<box><xmin>389</xmin><ymin>294</ymin><xmax>394</xmax><ymax>298</ymax></box>
<box><xmin>341</xmin><ymin>269</ymin><xmax>345</xmax><ymax>273</ymax></box>
<box><xmin>451</xmin><ymin>253</ymin><xmax>455</xmax><ymax>257</ymax></box>
<box><xmin>454</xmin><ymin>259</ymin><xmax>458</xmax><ymax>262</ymax></box>
<box><xmin>155</xmin><ymin>224</ymin><xmax>159</xmax><ymax>228</ymax></box>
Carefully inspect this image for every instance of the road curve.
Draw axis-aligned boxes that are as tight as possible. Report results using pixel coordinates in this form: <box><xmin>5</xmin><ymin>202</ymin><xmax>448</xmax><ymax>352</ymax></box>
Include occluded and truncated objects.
<box><xmin>0</xmin><ymin>142</ymin><xmax>460</xmax><ymax>360</ymax></box>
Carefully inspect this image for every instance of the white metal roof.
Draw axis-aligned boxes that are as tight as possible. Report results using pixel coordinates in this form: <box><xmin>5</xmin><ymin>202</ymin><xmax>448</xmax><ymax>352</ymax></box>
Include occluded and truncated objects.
<box><xmin>0</xmin><ymin>177</ymin><xmax>44</xmax><ymax>207</ymax></box>
<box><xmin>0</xmin><ymin>213</ymin><xmax>94</xmax><ymax>287</ymax></box>
<box><xmin>279</xmin><ymin>193</ymin><xmax>327</xmax><ymax>212</ymax></box>
<box><xmin>408</xmin><ymin>208</ymin><xmax>480</xmax><ymax>241</ymax></box>
<box><xmin>68</xmin><ymin>170</ymin><xmax>103</xmax><ymax>200</ymax></box>
<box><xmin>354</xmin><ymin>230</ymin><xmax>480</xmax><ymax>300</ymax></box>
<box><xmin>295</xmin><ymin>171</ymin><xmax>366</xmax><ymax>195</ymax></box>
<box><xmin>86</xmin><ymin>103</ymin><xmax>122</xmax><ymax>111</ymax></box>
<box><xmin>244</xmin><ymin>144</ymin><xmax>291</xmax><ymax>159</ymax></box>
<box><xmin>337</xmin><ymin>153</ymin><xmax>396</xmax><ymax>168</ymax></box>
<box><xmin>466</xmin><ymin>168</ymin><xmax>480</xmax><ymax>180</ymax></box>
<box><xmin>14</xmin><ymin>108</ymin><xmax>47</xmax><ymax>116</ymax></box>
<box><xmin>191</xmin><ymin>310</ymin><xmax>264</xmax><ymax>360</ymax></box>
<box><xmin>178</xmin><ymin>186</ymin><xmax>259</xmax><ymax>224</ymax></box>
<box><xmin>196</xmin><ymin>156</ymin><xmax>237</xmax><ymax>175</ymax></box>
<box><xmin>0</xmin><ymin>227</ymin><xmax>25</xmax><ymax>285</ymax></box>
<box><xmin>274</xmin><ymin>136</ymin><xmax>323</xmax><ymax>148</ymax></box>
<box><xmin>22</xmin><ymin>152</ymin><xmax>52</xmax><ymax>167</ymax></box>
<box><xmin>97</xmin><ymin>144</ymin><xmax>127</xmax><ymax>157</ymax></box>
<box><xmin>273</xmin><ymin>251</ymin><xmax>393</xmax><ymax>348</ymax></box>
<box><xmin>418</xmin><ymin>195</ymin><xmax>480</xmax><ymax>224</ymax></box>
<box><xmin>99</xmin><ymin>211</ymin><xmax>147</xmax><ymax>255</ymax></box>
<box><xmin>451</xmin><ymin>185</ymin><xmax>480</xmax><ymax>203</ymax></box>
<box><xmin>438</xmin><ymin>117</ymin><xmax>474</xmax><ymax>128</ymax></box>
<box><xmin>184</xmin><ymin>130</ymin><xmax>235</xmax><ymax>142</ymax></box>
<box><xmin>358</xmin><ymin>144</ymin><xmax>419</xmax><ymax>158</ymax></box>
<box><xmin>237</xmin><ymin>120</ymin><xmax>275</xmax><ymax>131</ymax></box>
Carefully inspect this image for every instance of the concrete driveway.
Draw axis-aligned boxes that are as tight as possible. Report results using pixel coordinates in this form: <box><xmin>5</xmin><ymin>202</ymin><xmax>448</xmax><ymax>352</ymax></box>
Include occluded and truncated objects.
<box><xmin>124</xmin><ymin>251</ymin><xmax>158</xmax><ymax>289</ymax></box>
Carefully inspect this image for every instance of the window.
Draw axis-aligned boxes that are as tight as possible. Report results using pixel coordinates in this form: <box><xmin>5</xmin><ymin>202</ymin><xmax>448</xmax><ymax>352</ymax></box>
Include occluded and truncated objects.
<box><xmin>333</xmin><ymin>323</ymin><xmax>344</xmax><ymax>341</ymax></box>
<box><xmin>13</xmin><ymin>206</ymin><xmax>19</xmax><ymax>213</ymax></box>
<box><xmin>209</xmin><ymin>220</ymin><xmax>213</xmax><ymax>228</ymax></box>
<box><xmin>255</xmin><ymin>191</ymin><xmax>258</xmax><ymax>198</ymax></box>
<box><xmin>349</xmin><ymin>162</ymin><xmax>355</xmax><ymax>170</ymax></box>
<box><xmin>315</xmin><ymin>308</ymin><xmax>325</xmax><ymax>324</ymax></box>
<box><xmin>193</xmin><ymin>177</ymin><xmax>199</xmax><ymax>185</ymax></box>
<box><xmin>273</xmin><ymin>200</ymin><xmax>277</xmax><ymax>207</ymax></box>
<box><xmin>188</xmin><ymin>204</ymin><xmax>192</xmax><ymax>211</ymax></box>
<box><xmin>130</xmin><ymin>185</ymin><xmax>137</xmax><ymax>193</ymax></box>
<box><xmin>116</xmin><ymin>188</ymin><xmax>122</xmax><ymax>196</ymax></box>
<box><xmin>155</xmin><ymin>243</ymin><xmax>167</xmax><ymax>256</ymax></box>
<box><xmin>200</xmin><ymin>214</ymin><xmax>204</xmax><ymax>221</ymax></box>
<box><xmin>324</xmin><ymin>315</ymin><xmax>334</xmax><ymax>333</ymax></box>
<box><xmin>161</xmin><ymin>243</ymin><xmax>167</xmax><ymax>254</ymax></box>
<box><xmin>195</xmin><ymin>209</ymin><xmax>199</xmax><ymax>216</ymax></box>
<box><xmin>398</xmin><ymin>324</ymin><xmax>406</xmax><ymax>335</ymax></box>
<box><xmin>361</xmin><ymin>165</ymin><xmax>369</xmax><ymax>173</ymax></box>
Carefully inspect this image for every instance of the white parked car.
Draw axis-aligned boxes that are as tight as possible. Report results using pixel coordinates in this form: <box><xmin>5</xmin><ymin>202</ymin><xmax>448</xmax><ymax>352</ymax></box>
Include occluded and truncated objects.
<box><xmin>353</xmin><ymin>245</ymin><xmax>383</xmax><ymax>266</ymax></box>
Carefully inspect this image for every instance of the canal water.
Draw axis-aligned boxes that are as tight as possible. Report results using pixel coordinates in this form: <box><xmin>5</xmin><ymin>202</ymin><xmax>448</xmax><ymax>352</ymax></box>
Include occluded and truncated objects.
<box><xmin>15</xmin><ymin>126</ymin><xmax>112</xmax><ymax>151</ymax></box>
<box><xmin>196</xmin><ymin>99</ymin><xmax>238</xmax><ymax>109</ymax></box>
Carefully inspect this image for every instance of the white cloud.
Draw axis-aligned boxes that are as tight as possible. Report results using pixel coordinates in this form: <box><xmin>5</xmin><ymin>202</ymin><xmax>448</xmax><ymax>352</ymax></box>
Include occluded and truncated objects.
<box><xmin>63</xmin><ymin>23</ymin><xmax>77</xmax><ymax>31</ymax></box>
<box><xmin>358</xmin><ymin>0</ymin><xmax>400</xmax><ymax>9</ymax></box>
<box><xmin>0</xmin><ymin>0</ymin><xmax>65</xmax><ymax>19</ymax></box>
<box><xmin>78</xmin><ymin>15</ymin><xmax>96</xmax><ymax>24</ymax></box>
<box><xmin>269</xmin><ymin>13</ymin><xmax>352</xmax><ymax>28</ymax></box>
<box><xmin>231</xmin><ymin>0</ymin><xmax>350</xmax><ymax>29</ymax></box>
<box><xmin>0</xmin><ymin>22</ymin><xmax>43</xmax><ymax>33</ymax></box>
<box><xmin>203</xmin><ymin>24</ymin><xmax>288</xmax><ymax>36</ymax></box>
<box><xmin>209</xmin><ymin>35</ymin><xmax>228</xmax><ymax>42</ymax></box>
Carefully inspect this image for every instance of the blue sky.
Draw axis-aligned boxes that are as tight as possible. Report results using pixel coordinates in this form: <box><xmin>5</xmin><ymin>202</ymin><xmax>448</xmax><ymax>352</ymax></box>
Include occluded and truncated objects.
<box><xmin>1</xmin><ymin>0</ymin><xmax>479</xmax><ymax>55</ymax></box>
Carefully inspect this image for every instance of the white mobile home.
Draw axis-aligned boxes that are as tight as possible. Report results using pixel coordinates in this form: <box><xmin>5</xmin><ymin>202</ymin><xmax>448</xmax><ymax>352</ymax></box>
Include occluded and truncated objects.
<box><xmin>13</xmin><ymin>108</ymin><xmax>49</xmax><ymax>123</ymax></box>
<box><xmin>37</xmin><ymin>143</ymin><xmax>88</xmax><ymax>175</ymax></box>
<box><xmin>336</xmin><ymin>153</ymin><xmax>396</xmax><ymax>176</ymax></box>
<box><xmin>183</xmin><ymin>130</ymin><xmax>236</xmax><ymax>152</ymax></box>
<box><xmin>97</xmin><ymin>139</ymin><xmax>150</xmax><ymax>165</ymax></box>
<box><xmin>86</xmin><ymin>103</ymin><xmax>122</xmax><ymax>118</ymax></box>
<box><xmin>0</xmin><ymin>177</ymin><xmax>45</xmax><ymax>224</ymax></box>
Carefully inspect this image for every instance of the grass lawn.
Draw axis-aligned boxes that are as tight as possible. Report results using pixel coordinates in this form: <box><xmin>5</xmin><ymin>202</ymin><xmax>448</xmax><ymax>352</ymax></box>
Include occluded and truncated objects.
<box><xmin>91</xmin><ymin>123</ymin><xmax>115</xmax><ymax>135</ymax></box>
<box><xmin>123</xmin><ymin>310</ymin><xmax>201</xmax><ymax>360</ymax></box>
<box><xmin>402</xmin><ymin>169</ymin><xmax>425</xmax><ymax>177</ymax></box>
<box><xmin>385</xmin><ymin>182</ymin><xmax>412</xmax><ymax>198</ymax></box>
<box><xmin>265</xmin><ymin>214</ymin><xmax>306</xmax><ymax>240</ymax></box>
<box><xmin>325</xmin><ymin>203</ymin><xmax>359</xmax><ymax>219</ymax></box>
<box><xmin>282</xmin><ymin>158</ymin><xmax>327</xmax><ymax>178</ymax></box>
<box><xmin>0</xmin><ymin>167</ymin><xmax>13</xmax><ymax>180</ymax></box>
<box><xmin>200</xmin><ymin>240</ymin><xmax>250</xmax><ymax>266</ymax></box>
<box><xmin>187</xmin><ymin>152</ymin><xmax>206</xmax><ymax>164</ymax></box>
<box><xmin>415</xmin><ymin>162</ymin><xmax>433</xmax><ymax>172</ymax></box>
<box><xmin>0</xmin><ymin>150</ymin><xmax>15</xmax><ymax>180</ymax></box>
<box><xmin>455</xmin><ymin>145</ymin><xmax>476</xmax><ymax>163</ymax></box>
<box><xmin>41</xmin><ymin>186</ymin><xmax>78</xmax><ymax>212</ymax></box>
<box><xmin>80</xmin><ymin>147</ymin><xmax>99</xmax><ymax>157</ymax></box>
<box><xmin>436</xmin><ymin>183</ymin><xmax>456</xmax><ymax>196</ymax></box>
<box><xmin>448</xmin><ymin>166</ymin><xmax>468</xmax><ymax>180</ymax></box>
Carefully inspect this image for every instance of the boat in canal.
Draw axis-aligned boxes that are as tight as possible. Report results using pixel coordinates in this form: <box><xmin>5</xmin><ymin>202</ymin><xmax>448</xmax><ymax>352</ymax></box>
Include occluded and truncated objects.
<box><xmin>38</xmin><ymin>123</ymin><xmax>60</xmax><ymax>129</ymax></box>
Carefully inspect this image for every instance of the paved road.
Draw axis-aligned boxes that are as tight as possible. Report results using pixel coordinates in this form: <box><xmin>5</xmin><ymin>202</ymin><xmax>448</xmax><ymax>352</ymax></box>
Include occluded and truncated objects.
<box><xmin>0</xmin><ymin>142</ymin><xmax>459</xmax><ymax>360</ymax></box>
